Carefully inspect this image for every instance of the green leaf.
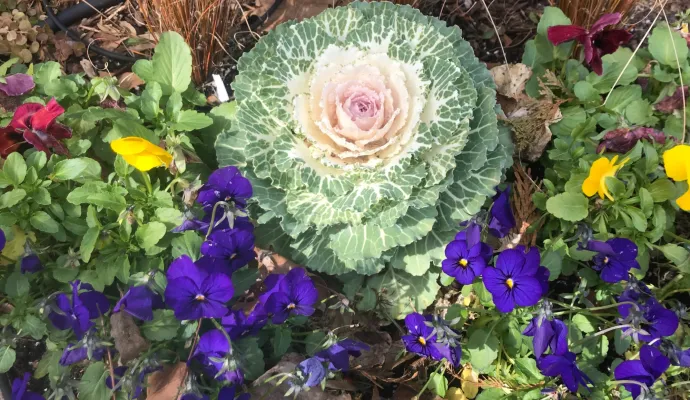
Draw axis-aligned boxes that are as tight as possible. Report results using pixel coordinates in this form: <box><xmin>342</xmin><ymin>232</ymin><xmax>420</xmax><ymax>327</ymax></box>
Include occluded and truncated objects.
<box><xmin>140</xmin><ymin>81</ymin><xmax>162</xmax><ymax>120</ymax></box>
<box><xmin>3</xmin><ymin>152</ymin><xmax>27</xmax><ymax>185</ymax></box>
<box><xmin>136</xmin><ymin>221</ymin><xmax>167</xmax><ymax>250</ymax></box>
<box><xmin>467</xmin><ymin>328</ymin><xmax>499</xmax><ymax>372</ymax></box>
<box><xmin>26</xmin><ymin>151</ymin><xmax>47</xmax><ymax>172</ymax></box>
<box><xmin>171</xmin><ymin>231</ymin><xmax>203</xmax><ymax>260</ymax></box>
<box><xmin>52</xmin><ymin>158</ymin><xmax>102</xmax><ymax>182</ymax></box>
<box><xmin>22</xmin><ymin>315</ymin><xmax>47</xmax><ymax>340</ymax></box>
<box><xmin>0</xmin><ymin>346</ymin><xmax>16</xmax><ymax>373</ymax></box>
<box><xmin>33</xmin><ymin>62</ymin><xmax>62</xmax><ymax>91</ymax></box>
<box><xmin>625</xmin><ymin>207</ymin><xmax>648</xmax><ymax>232</ymax></box>
<box><xmin>625</xmin><ymin>99</ymin><xmax>655</xmax><ymax>125</ymax></box>
<box><xmin>273</xmin><ymin>326</ymin><xmax>292</xmax><ymax>357</ymax></box>
<box><xmin>305</xmin><ymin>331</ymin><xmax>327</xmax><ymax>356</ymax></box>
<box><xmin>30</xmin><ymin>211</ymin><xmax>59</xmax><ymax>233</ymax></box>
<box><xmin>573</xmin><ymin>81</ymin><xmax>600</xmax><ymax>103</ymax></box>
<box><xmin>0</xmin><ymin>189</ymin><xmax>26</xmax><ymax>209</ymax></box>
<box><xmin>614</xmin><ymin>329</ymin><xmax>631</xmax><ymax>355</ymax></box>
<box><xmin>541</xmin><ymin>250</ymin><xmax>563</xmax><ymax>280</ymax></box>
<box><xmin>605</xmin><ymin>85</ymin><xmax>642</xmax><ymax>114</ymax></box>
<box><xmin>365</xmin><ymin>268</ymin><xmax>439</xmax><ymax>319</ymax></box>
<box><xmin>133</xmin><ymin>32</ymin><xmax>192</xmax><ymax>95</ymax></box>
<box><xmin>428</xmin><ymin>371</ymin><xmax>448</xmax><ymax>397</ymax></box>
<box><xmin>141</xmin><ymin>310</ymin><xmax>179</xmax><ymax>341</ymax></box>
<box><xmin>514</xmin><ymin>358</ymin><xmax>544</xmax><ymax>384</ymax></box>
<box><xmin>154</xmin><ymin>207</ymin><xmax>183</xmax><ymax>227</ymax></box>
<box><xmin>473</xmin><ymin>280</ymin><xmax>494</xmax><ymax>307</ymax></box>
<box><xmin>166</xmin><ymin>92</ymin><xmax>183</xmax><ymax>121</ymax></box>
<box><xmin>81</xmin><ymin>227</ymin><xmax>100</xmax><ymax>263</ymax></box>
<box><xmin>235</xmin><ymin>337</ymin><xmax>264</xmax><ymax>380</ymax></box>
<box><xmin>572</xmin><ymin>314</ymin><xmax>596</xmax><ymax>333</ymax></box>
<box><xmin>648</xmin><ymin>179</ymin><xmax>677</xmax><ymax>202</ymax></box>
<box><xmin>648</xmin><ymin>24</ymin><xmax>689</xmax><ymax>67</ymax></box>
<box><xmin>231</xmin><ymin>267</ymin><xmax>259</xmax><ymax>298</ymax></box>
<box><xmin>35</xmin><ymin>350</ymin><xmax>61</xmax><ymax>380</ymax></box>
<box><xmin>587</xmin><ymin>49</ymin><xmax>639</xmax><ymax>93</ymax></box>
<box><xmin>78</xmin><ymin>362</ymin><xmax>110</xmax><ymax>400</ymax></box>
<box><xmin>171</xmin><ymin>110</ymin><xmax>213</xmax><ymax>131</ymax></box>
<box><xmin>33</xmin><ymin>187</ymin><xmax>51</xmax><ymax>206</ymax></box>
<box><xmin>659</xmin><ymin>244</ymin><xmax>690</xmax><ymax>273</ymax></box>
<box><xmin>546</xmin><ymin>192</ymin><xmax>589</xmax><ymax>222</ymax></box>
<box><xmin>537</xmin><ymin>7</ymin><xmax>571</xmax><ymax>35</ymax></box>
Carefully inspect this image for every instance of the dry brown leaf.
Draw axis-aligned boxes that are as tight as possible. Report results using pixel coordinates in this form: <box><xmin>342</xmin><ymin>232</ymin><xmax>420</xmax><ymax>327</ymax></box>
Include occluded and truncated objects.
<box><xmin>262</xmin><ymin>0</ymin><xmax>341</xmax><ymax>30</ymax></box>
<box><xmin>491</xmin><ymin>63</ymin><xmax>532</xmax><ymax>102</ymax></box>
<box><xmin>79</xmin><ymin>59</ymin><xmax>97</xmax><ymax>78</ymax></box>
<box><xmin>146</xmin><ymin>362</ymin><xmax>187</xmax><ymax>400</ymax></box>
<box><xmin>110</xmin><ymin>312</ymin><xmax>149</xmax><ymax>363</ymax></box>
<box><xmin>118</xmin><ymin>72</ymin><xmax>145</xmax><ymax>90</ymax></box>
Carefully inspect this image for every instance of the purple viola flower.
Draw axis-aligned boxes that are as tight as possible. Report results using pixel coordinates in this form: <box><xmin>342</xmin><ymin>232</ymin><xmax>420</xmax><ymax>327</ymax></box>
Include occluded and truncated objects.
<box><xmin>164</xmin><ymin>255</ymin><xmax>234</xmax><ymax>320</ymax></box>
<box><xmin>59</xmin><ymin>341</ymin><xmax>107</xmax><ymax>366</ymax></box>
<box><xmin>618</xmin><ymin>278</ymin><xmax>653</xmax><ymax>316</ymax></box>
<box><xmin>219</xmin><ymin>386</ymin><xmax>250</xmax><ymax>400</ymax></box>
<box><xmin>172</xmin><ymin>210</ymin><xmax>207</xmax><ymax>233</ymax></box>
<box><xmin>658</xmin><ymin>340</ymin><xmax>690</xmax><ymax>367</ymax></box>
<box><xmin>488</xmin><ymin>187</ymin><xmax>516</xmax><ymax>238</ymax></box>
<box><xmin>11</xmin><ymin>372</ymin><xmax>45</xmax><ymax>400</ymax></box>
<box><xmin>483</xmin><ymin>247</ymin><xmax>543</xmax><ymax>313</ymax></box>
<box><xmin>48</xmin><ymin>281</ymin><xmax>110</xmax><ymax>339</ymax></box>
<box><xmin>614</xmin><ymin>345</ymin><xmax>670</xmax><ymax>398</ymax></box>
<box><xmin>197</xmin><ymin>166</ymin><xmax>253</xmax><ymax>211</ymax></box>
<box><xmin>258</xmin><ymin>273</ymin><xmax>290</xmax><ymax>304</ymax></box>
<box><xmin>586</xmin><ymin>238</ymin><xmax>639</xmax><ymax>283</ymax></box>
<box><xmin>181</xmin><ymin>395</ymin><xmax>208</xmax><ymax>400</ymax></box>
<box><xmin>0</xmin><ymin>229</ymin><xmax>5</xmax><ymax>251</ymax></box>
<box><xmin>193</xmin><ymin>329</ymin><xmax>243</xmax><ymax>384</ymax></box>
<box><xmin>619</xmin><ymin>299</ymin><xmax>679</xmax><ymax>342</ymax></box>
<box><xmin>297</xmin><ymin>357</ymin><xmax>327</xmax><ymax>387</ymax></box>
<box><xmin>523</xmin><ymin>317</ymin><xmax>568</xmax><ymax>358</ymax></box>
<box><xmin>0</xmin><ymin>74</ymin><xmax>35</xmax><ymax>96</ymax></box>
<box><xmin>20</xmin><ymin>253</ymin><xmax>43</xmax><ymax>274</ymax></box>
<box><xmin>535</xmin><ymin>266</ymin><xmax>550</xmax><ymax>296</ymax></box>
<box><xmin>264</xmin><ymin>268</ymin><xmax>318</xmax><ymax>324</ymax></box>
<box><xmin>199</xmin><ymin>227</ymin><xmax>256</xmax><ymax>275</ymax></box>
<box><xmin>315</xmin><ymin>339</ymin><xmax>370</xmax><ymax>371</ymax></box>
<box><xmin>537</xmin><ymin>351</ymin><xmax>593</xmax><ymax>393</ymax></box>
<box><xmin>442</xmin><ymin>222</ymin><xmax>492</xmax><ymax>284</ymax></box>
<box><xmin>221</xmin><ymin>306</ymin><xmax>268</xmax><ymax>340</ymax></box>
<box><xmin>401</xmin><ymin>313</ymin><xmax>443</xmax><ymax>359</ymax></box>
<box><xmin>114</xmin><ymin>285</ymin><xmax>164</xmax><ymax>321</ymax></box>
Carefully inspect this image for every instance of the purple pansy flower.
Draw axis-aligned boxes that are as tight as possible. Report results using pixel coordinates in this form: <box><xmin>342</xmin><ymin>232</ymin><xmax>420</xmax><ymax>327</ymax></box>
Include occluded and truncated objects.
<box><xmin>619</xmin><ymin>299</ymin><xmax>679</xmax><ymax>342</ymax></box>
<box><xmin>315</xmin><ymin>339</ymin><xmax>370</xmax><ymax>371</ymax></box>
<box><xmin>401</xmin><ymin>313</ymin><xmax>443</xmax><ymax>359</ymax></box>
<box><xmin>586</xmin><ymin>238</ymin><xmax>639</xmax><ymax>283</ymax></box>
<box><xmin>59</xmin><ymin>341</ymin><xmax>107</xmax><ymax>366</ymax></box>
<box><xmin>547</xmin><ymin>13</ymin><xmax>632</xmax><ymax>75</ymax></box>
<box><xmin>297</xmin><ymin>358</ymin><xmax>327</xmax><ymax>387</ymax></box>
<box><xmin>219</xmin><ymin>386</ymin><xmax>250</xmax><ymax>400</ymax></box>
<box><xmin>483</xmin><ymin>247</ymin><xmax>543</xmax><ymax>313</ymax></box>
<box><xmin>164</xmin><ymin>255</ymin><xmax>234</xmax><ymax>320</ymax></box>
<box><xmin>20</xmin><ymin>253</ymin><xmax>43</xmax><ymax>274</ymax></box>
<box><xmin>48</xmin><ymin>281</ymin><xmax>110</xmax><ymax>339</ymax></box>
<box><xmin>197</xmin><ymin>166</ymin><xmax>253</xmax><ymax>211</ymax></box>
<box><xmin>193</xmin><ymin>329</ymin><xmax>243</xmax><ymax>384</ymax></box>
<box><xmin>181</xmin><ymin>395</ymin><xmax>208</xmax><ymax>400</ymax></box>
<box><xmin>0</xmin><ymin>229</ymin><xmax>5</xmax><ymax>251</ymax></box>
<box><xmin>264</xmin><ymin>268</ymin><xmax>318</xmax><ymax>324</ymax></box>
<box><xmin>221</xmin><ymin>306</ymin><xmax>268</xmax><ymax>340</ymax></box>
<box><xmin>658</xmin><ymin>340</ymin><xmax>690</xmax><ymax>367</ymax></box>
<box><xmin>442</xmin><ymin>222</ymin><xmax>492</xmax><ymax>284</ymax></box>
<box><xmin>199</xmin><ymin>227</ymin><xmax>256</xmax><ymax>275</ymax></box>
<box><xmin>11</xmin><ymin>372</ymin><xmax>45</xmax><ymax>400</ymax></box>
<box><xmin>535</xmin><ymin>266</ymin><xmax>550</xmax><ymax>296</ymax></box>
<box><xmin>0</xmin><ymin>74</ymin><xmax>34</xmax><ymax>96</ymax></box>
<box><xmin>488</xmin><ymin>187</ymin><xmax>516</xmax><ymax>238</ymax></box>
<box><xmin>537</xmin><ymin>351</ymin><xmax>593</xmax><ymax>393</ymax></box>
<box><xmin>114</xmin><ymin>285</ymin><xmax>164</xmax><ymax>321</ymax></box>
<box><xmin>523</xmin><ymin>317</ymin><xmax>568</xmax><ymax>358</ymax></box>
<box><xmin>614</xmin><ymin>345</ymin><xmax>670</xmax><ymax>398</ymax></box>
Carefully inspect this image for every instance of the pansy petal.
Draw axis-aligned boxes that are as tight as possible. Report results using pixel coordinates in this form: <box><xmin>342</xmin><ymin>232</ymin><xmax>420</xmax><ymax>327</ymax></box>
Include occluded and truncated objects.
<box><xmin>512</xmin><ymin>276</ymin><xmax>542</xmax><ymax>307</ymax></box>
<box><xmin>676</xmin><ymin>187</ymin><xmax>690</xmax><ymax>211</ymax></box>
<box><xmin>590</xmin><ymin>13</ymin><xmax>622</xmax><ymax>34</ymax></box>
<box><xmin>201</xmin><ymin>273</ymin><xmax>234</xmax><ymax>303</ymax></box>
<box><xmin>663</xmin><ymin>144</ymin><xmax>690</xmax><ymax>182</ymax></box>
<box><xmin>597</xmin><ymin>29</ymin><xmax>632</xmax><ymax>54</ymax></box>
<box><xmin>547</xmin><ymin>25</ymin><xmax>587</xmax><ymax>45</ymax></box>
<box><xmin>495</xmin><ymin>248</ymin><xmax>525</xmax><ymax>275</ymax></box>
<box><xmin>10</xmin><ymin>103</ymin><xmax>43</xmax><ymax>131</ymax></box>
<box><xmin>168</xmin><ymin>255</ymin><xmax>205</xmax><ymax>285</ymax></box>
<box><xmin>614</xmin><ymin>360</ymin><xmax>652</xmax><ymax>399</ymax></box>
<box><xmin>110</xmin><ymin>137</ymin><xmax>150</xmax><ymax>155</ymax></box>
<box><xmin>640</xmin><ymin>345</ymin><xmax>670</xmax><ymax>378</ymax></box>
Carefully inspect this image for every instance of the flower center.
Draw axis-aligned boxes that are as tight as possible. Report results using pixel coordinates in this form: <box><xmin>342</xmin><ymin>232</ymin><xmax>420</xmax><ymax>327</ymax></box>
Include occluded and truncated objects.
<box><xmin>195</xmin><ymin>294</ymin><xmax>206</xmax><ymax>301</ymax></box>
<box><xmin>603</xmin><ymin>256</ymin><xmax>609</xmax><ymax>264</ymax></box>
<box><xmin>458</xmin><ymin>258</ymin><xmax>469</xmax><ymax>268</ymax></box>
<box><xmin>287</xmin><ymin>303</ymin><xmax>296</xmax><ymax>310</ymax></box>
<box><xmin>418</xmin><ymin>336</ymin><xmax>426</xmax><ymax>346</ymax></box>
<box><xmin>505</xmin><ymin>278</ymin><xmax>514</xmax><ymax>289</ymax></box>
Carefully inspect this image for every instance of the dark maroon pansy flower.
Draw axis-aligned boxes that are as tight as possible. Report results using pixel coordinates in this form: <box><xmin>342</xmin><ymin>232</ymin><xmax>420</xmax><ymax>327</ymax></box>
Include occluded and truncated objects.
<box><xmin>655</xmin><ymin>86</ymin><xmax>688</xmax><ymax>114</ymax></box>
<box><xmin>547</xmin><ymin>13</ymin><xmax>632</xmax><ymax>75</ymax></box>
<box><xmin>597</xmin><ymin>127</ymin><xmax>667</xmax><ymax>154</ymax></box>
<box><xmin>0</xmin><ymin>97</ymin><xmax>72</xmax><ymax>158</ymax></box>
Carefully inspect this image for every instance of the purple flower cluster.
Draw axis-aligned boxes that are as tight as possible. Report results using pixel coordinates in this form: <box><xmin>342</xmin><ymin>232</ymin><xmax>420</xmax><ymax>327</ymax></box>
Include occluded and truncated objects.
<box><xmin>584</xmin><ymin>238</ymin><xmax>640</xmax><ymax>283</ymax></box>
<box><xmin>614</xmin><ymin>345</ymin><xmax>670</xmax><ymax>398</ymax></box>
<box><xmin>12</xmin><ymin>373</ymin><xmax>45</xmax><ymax>400</ymax></box>
<box><xmin>442</xmin><ymin>222</ymin><xmax>492</xmax><ymax>284</ymax></box>
<box><xmin>48</xmin><ymin>281</ymin><xmax>110</xmax><ymax>339</ymax></box>
<box><xmin>617</xmin><ymin>279</ymin><xmax>679</xmax><ymax>343</ymax></box>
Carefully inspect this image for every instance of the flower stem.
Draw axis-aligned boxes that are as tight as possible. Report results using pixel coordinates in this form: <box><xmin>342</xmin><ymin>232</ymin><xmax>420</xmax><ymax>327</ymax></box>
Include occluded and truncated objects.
<box><xmin>571</xmin><ymin>324</ymin><xmax>630</xmax><ymax>348</ymax></box>
<box><xmin>665</xmin><ymin>231</ymin><xmax>690</xmax><ymax>246</ymax></box>
<box><xmin>668</xmin><ymin>380</ymin><xmax>690</xmax><ymax>388</ymax></box>
<box><xmin>414</xmin><ymin>361</ymin><xmax>445</xmax><ymax>399</ymax></box>
<box><xmin>139</xmin><ymin>170</ymin><xmax>153</xmax><ymax>194</ymax></box>
<box><xmin>204</xmin><ymin>201</ymin><xmax>229</xmax><ymax>239</ymax></box>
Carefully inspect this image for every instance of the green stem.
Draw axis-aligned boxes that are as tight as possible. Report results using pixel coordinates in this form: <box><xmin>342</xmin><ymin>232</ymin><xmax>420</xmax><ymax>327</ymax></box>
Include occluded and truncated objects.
<box><xmin>665</xmin><ymin>231</ymin><xmax>690</xmax><ymax>246</ymax></box>
<box><xmin>667</xmin><ymin>380</ymin><xmax>690</xmax><ymax>388</ymax></box>
<box><xmin>139</xmin><ymin>170</ymin><xmax>153</xmax><ymax>194</ymax></box>
<box><xmin>659</xmin><ymin>288</ymin><xmax>690</xmax><ymax>302</ymax></box>
<box><xmin>414</xmin><ymin>362</ymin><xmax>445</xmax><ymax>399</ymax></box>
<box><xmin>204</xmin><ymin>201</ymin><xmax>228</xmax><ymax>239</ymax></box>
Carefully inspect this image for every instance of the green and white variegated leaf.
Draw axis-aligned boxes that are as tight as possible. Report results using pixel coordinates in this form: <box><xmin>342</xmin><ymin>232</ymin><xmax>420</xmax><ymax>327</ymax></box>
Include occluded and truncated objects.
<box><xmin>365</xmin><ymin>267</ymin><xmax>440</xmax><ymax>319</ymax></box>
<box><xmin>215</xmin><ymin>1</ymin><xmax>511</xmax><ymax>289</ymax></box>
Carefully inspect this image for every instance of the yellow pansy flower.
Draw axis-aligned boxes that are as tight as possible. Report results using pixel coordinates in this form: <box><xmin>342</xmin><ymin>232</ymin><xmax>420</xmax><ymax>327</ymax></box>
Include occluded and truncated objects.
<box><xmin>582</xmin><ymin>155</ymin><xmax>628</xmax><ymax>201</ymax></box>
<box><xmin>663</xmin><ymin>144</ymin><xmax>690</xmax><ymax>211</ymax></box>
<box><xmin>110</xmin><ymin>137</ymin><xmax>173</xmax><ymax>172</ymax></box>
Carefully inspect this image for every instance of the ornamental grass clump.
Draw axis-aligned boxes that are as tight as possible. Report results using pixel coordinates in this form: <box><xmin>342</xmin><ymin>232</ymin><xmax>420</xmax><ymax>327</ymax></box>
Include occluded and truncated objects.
<box><xmin>215</xmin><ymin>1</ymin><xmax>512</xmax><ymax>317</ymax></box>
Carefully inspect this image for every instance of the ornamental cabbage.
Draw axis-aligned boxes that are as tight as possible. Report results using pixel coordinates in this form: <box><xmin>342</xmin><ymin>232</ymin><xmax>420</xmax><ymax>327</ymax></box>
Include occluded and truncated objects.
<box><xmin>215</xmin><ymin>1</ymin><xmax>512</xmax><ymax>317</ymax></box>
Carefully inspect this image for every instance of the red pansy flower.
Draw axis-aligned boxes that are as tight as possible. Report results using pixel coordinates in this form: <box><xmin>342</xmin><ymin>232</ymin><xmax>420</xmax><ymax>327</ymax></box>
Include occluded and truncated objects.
<box><xmin>547</xmin><ymin>13</ymin><xmax>632</xmax><ymax>75</ymax></box>
<box><xmin>0</xmin><ymin>98</ymin><xmax>72</xmax><ymax>158</ymax></box>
